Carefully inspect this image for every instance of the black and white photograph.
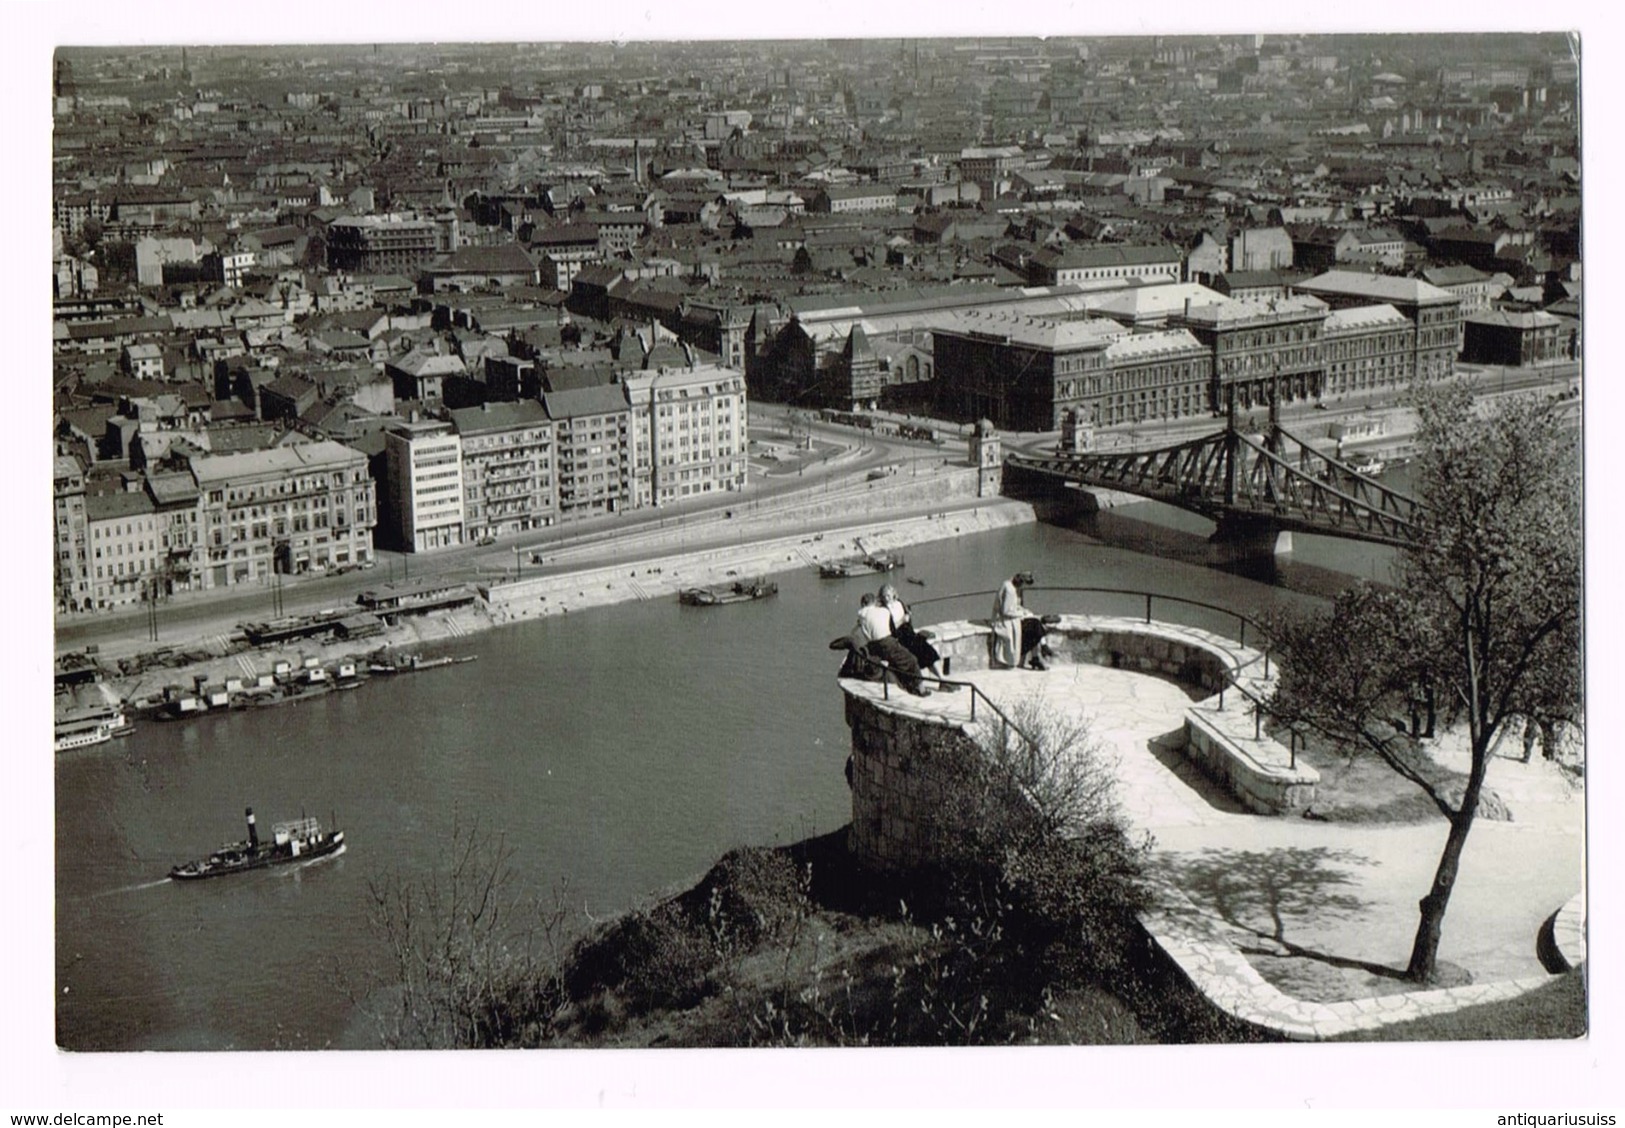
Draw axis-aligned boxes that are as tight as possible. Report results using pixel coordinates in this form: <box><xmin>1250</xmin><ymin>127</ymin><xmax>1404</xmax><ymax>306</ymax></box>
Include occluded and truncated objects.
<box><xmin>14</xmin><ymin>5</ymin><xmax>1611</xmax><ymax>1118</ymax></box>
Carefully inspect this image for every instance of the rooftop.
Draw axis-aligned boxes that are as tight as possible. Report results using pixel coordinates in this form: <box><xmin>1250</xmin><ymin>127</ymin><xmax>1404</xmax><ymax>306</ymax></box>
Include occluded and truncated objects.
<box><xmin>447</xmin><ymin>399</ymin><xmax>551</xmax><ymax>436</ymax></box>
<box><xmin>1175</xmin><ymin>294</ymin><xmax>1329</xmax><ymax>328</ymax></box>
<box><xmin>1103</xmin><ymin>328</ymin><xmax>1208</xmax><ymax>360</ymax></box>
<box><xmin>1297</xmin><ymin>270</ymin><xmax>1456</xmax><ymax>305</ymax></box>
<box><xmin>543</xmin><ymin>382</ymin><xmax>631</xmax><ymax>420</ymax></box>
<box><xmin>189</xmin><ymin>440</ymin><xmax>366</xmax><ymax>484</ymax></box>
<box><xmin>934</xmin><ymin>309</ymin><xmax>1126</xmax><ymax>352</ymax></box>
<box><xmin>1324</xmin><ymin>303</ymin><xmax>1411</xmax><ymax>332</ymax></box>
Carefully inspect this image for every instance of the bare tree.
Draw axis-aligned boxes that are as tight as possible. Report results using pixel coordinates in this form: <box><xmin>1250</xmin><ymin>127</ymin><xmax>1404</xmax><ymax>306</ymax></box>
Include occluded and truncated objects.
<box><xmin>969</xmin><ymin>692</ymin><xmax>1127</xmax><ymax>849</ymax></box>
<box><xmin>364</xmin><ymin>816</ymin><xmax>577</xmax><ymax>1048</ymax></box>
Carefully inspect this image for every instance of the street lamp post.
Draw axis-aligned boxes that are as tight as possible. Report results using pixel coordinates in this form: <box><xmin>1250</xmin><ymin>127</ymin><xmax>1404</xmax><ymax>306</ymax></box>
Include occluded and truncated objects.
<box><xmin>513</xmin><ymin>545</ymin><xmax>522</xmax><ymax>582</ymax></box>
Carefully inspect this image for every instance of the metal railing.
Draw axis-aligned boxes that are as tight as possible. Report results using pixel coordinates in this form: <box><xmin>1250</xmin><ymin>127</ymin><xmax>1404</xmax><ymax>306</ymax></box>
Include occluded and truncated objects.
<box><xmin>847</xmin><ymin>585</ymin><xmax>1303</xmax><ymax>770</ymax></box>
<box><xmin>908</xmin><ymin>585</ymin><xmax>1274</xmax><ymax>680</ymax></box>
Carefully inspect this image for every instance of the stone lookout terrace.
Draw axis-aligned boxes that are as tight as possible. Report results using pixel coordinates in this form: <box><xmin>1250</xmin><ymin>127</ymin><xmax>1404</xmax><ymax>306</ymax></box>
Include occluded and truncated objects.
<box><xmin>836</xmin><ymin>595</ymin><xmax>1585</xmax><ymax>1040</ymax></box>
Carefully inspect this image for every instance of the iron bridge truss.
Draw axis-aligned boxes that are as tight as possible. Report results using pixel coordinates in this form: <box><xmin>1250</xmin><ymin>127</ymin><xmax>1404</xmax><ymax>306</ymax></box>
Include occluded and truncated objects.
<box><xmin>1009</xmin><ymin>422</ymin><xmax>1423</xmax><ymax>547</ymax></box>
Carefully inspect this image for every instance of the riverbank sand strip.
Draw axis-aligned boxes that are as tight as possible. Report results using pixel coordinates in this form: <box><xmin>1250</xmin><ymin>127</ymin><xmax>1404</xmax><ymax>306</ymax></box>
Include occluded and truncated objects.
<box><xmin>485</xmin><ymin>502</ymin><xmax>1036</xmax><ymax>621</ymax></box>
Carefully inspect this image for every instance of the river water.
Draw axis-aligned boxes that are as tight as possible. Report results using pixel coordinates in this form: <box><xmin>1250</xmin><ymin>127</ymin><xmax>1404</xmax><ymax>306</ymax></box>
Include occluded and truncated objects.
<box><xmin>55</xmin><ymin>498</ymin><xmax>1398</xmax><ymax>1051</ymax></box>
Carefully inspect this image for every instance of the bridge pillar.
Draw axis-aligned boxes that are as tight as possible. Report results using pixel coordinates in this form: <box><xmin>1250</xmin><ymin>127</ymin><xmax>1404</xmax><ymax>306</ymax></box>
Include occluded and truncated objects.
<box><xmin>1209</xmin><ymin>515</ymin><xmax>1293</xmax><ymax>566</ymax></box>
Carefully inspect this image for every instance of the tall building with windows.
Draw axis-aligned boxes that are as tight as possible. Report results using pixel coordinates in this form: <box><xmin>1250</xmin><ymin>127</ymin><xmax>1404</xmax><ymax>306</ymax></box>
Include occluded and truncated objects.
<box><xmin>83</xmin><ymin>490</ymin><xmax>162</xmax><ymax>611</ymax></box>
<box><xmin>447</xmin><ymin>401</ymin><xmax>558</xmax><ymax>539</ymax></box>
<box><xmin>623</xmin><ymin>363</ymin><xmax>748</xmax><ymax>508</ymax></box>
<box><xmin>189</xmin><ymin>442</ymin><xmax>377</xmax><ymax>586</ymax></box>
<box><xmin>542</xmin><ymin>384</ymin><xmax>632</xmax><ymax>519</ymax></box>
<box><xmin>1320</xmin><ymin>304</ymin><xmax>1416</xmax><ymax>398</ymax></box>
<box><xmin>383</xmin><ymin>421</ymin><xmax>466</xmax><ymax>552</ymax></box>
<box><xmin>54</xmin><ymin>456</ymin><xmax>91</xmax><ymax>612</ymax></box>
<box><xmin>326</xmin><ymin>214</ymin><xmax>442</xmax><ymax>274</ymax></box>
<box><xmin>1169</xmin><ymin>295</ymin><xmax>1330</xmax><ymax>411</ymax></box>
<box><xmin>1294</xmin><ymin>271</ymin><xmax>1460</xmax><ymax>383</ymax></box>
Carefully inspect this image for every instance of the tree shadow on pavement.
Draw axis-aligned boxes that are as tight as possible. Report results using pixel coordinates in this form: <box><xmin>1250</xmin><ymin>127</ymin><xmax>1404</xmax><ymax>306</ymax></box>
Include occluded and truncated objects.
<box><xmin>1164</xmin><ymin>847</ymin><xmax>1409</xmax><ymax>982</ymax></box>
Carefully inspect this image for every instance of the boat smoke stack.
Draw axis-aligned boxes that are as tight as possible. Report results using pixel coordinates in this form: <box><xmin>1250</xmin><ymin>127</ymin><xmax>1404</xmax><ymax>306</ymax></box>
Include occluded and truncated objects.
<box><xmin>245</xmin><ymin>807</ymin><xmax>258</xmax><ymax>850</ymax></box>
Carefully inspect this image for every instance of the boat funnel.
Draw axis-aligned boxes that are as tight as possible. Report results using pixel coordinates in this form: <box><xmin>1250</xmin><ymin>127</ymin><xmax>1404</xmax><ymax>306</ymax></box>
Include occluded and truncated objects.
<box><xmin>246</xmin><ymin>807</ymin><xmax>258</xmax><ymax>850</ymax></box>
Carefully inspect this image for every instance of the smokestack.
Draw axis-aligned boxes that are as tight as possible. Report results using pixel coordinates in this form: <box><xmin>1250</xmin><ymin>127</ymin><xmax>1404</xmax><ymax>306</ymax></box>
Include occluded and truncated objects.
<box><xmin>246</xmin><ymin>807</ymin><xmax>259</xmax><ymax>850</ymax></box>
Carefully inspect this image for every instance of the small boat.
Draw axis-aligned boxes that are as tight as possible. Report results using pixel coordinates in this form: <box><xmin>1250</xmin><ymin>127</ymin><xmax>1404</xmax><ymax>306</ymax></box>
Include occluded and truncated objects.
<box><xmin>906</xmin><ymin>576</ymin><xmax>926</xmax><ymax>587</ymax></box>
<box><xmin>1346</xmin><ymin>453</ymin><xmax>1386</xmax><ymax>476</ymax></box>
<box><xmin>368</xmin><ymin>652</ymin><xmax>478</xmax><ymax>674</ymax></box>
<box><xmin>818</xmin><ymin>552</ymin><xmax>905</xmax><ymax>579</ymax></box>
<box><xmin>246</xmin><ymin>682</ymin><xmax>333</xmax><ymax>709</ymax></box>
<box><xmin>679</xmin><ymin>579</ymin><xmax>779</xmax><ymax>606</ymax></box>
<box><xmin>169</xmin><ymin>807</ymin><xmax>346</xmax><ymax>881</ymax></box>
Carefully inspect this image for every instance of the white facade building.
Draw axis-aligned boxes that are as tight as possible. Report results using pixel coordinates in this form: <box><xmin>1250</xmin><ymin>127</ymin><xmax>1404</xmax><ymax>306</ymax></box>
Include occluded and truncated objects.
<box><xmin>623</xmin><ymin>363</ymin><xmax>749</xmax><ymax>508</ymax></box>
<box><xmin>385</xmin><ymin>420</ymin><xmax>466</xmax><ymax>552</ymax></box>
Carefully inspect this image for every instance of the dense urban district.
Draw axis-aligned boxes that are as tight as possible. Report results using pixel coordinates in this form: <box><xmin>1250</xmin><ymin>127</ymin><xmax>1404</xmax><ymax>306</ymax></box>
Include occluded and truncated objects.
<box><xmin>51</xmin><ymin>36</ymin><xmax>1579</xmax><ymax>620</ymax></box>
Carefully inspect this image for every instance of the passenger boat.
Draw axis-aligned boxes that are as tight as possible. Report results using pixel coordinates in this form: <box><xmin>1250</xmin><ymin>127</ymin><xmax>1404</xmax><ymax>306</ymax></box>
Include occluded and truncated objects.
<box><xmin>817</xmin><ymin>552</ymin><xmax>905</xmax><ymax>579</ymax></box>
<box><xmin>678</xmin><ymin>579</ymin><xmax>779</xmax><ymax>606</ymax></box>
<box><xmin>169</xmin><ymin>807</ymin><xmax>346</xmax><ymax>881</ymax></box>
<box><xmin>54</xmin><ymin>707</ymin><xmax>127</xmax><ymax>752</ymax></box>
<box><xmin>1345</xmin><ymin>453</ymin><xmax>1386</xmax><ymax>476</ymax></box>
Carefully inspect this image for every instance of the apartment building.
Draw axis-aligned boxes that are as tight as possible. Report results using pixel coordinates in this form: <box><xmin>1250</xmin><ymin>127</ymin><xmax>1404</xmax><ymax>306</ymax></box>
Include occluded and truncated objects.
<box><xmin>447</xmin><ymin>401</ymin><xmax>558</xmax><ymax>539</ymax></box>
<box><xmin>383</xmin><ymin>421</ymin><xmax>466</xmax><ymax>552</ymax></box>
<box><xmin>83</xmin><ymin>490</ymin><xmax>163</xmax><ymax>611</ymax></box>
<box><xmin>542</xmin><ymin>384</ymin><xmax>632</xmax><ymax>519</ymax></box>
<box><xmin>623</xmin><ymin>364</ymin><xmax>748</xmax><ymax>508</ymax></box>
<box><xmin>326</xmin><ymin>214</ymin><xmax>442</xmax><ymax>274</ymax></box>
<box><xmin>189</xmin><ymin>441</ymin><xmax>377</xmax><ymax>585</ymax></box>
<box><xmin>54</xmin><ymin>456</ymin><xmax>91</xmax><ymax>612</ymax></box>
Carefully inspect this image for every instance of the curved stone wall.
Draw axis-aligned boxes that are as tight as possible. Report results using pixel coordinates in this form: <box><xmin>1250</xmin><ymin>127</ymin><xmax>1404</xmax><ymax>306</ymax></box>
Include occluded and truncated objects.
<box><xmin>924</xmin><ymin>614</ymin><xmax>1239</xmax><ymax>693</ymax></box>
<box><xmin>842</xmin><ymin>613</ymin><xmax>1319</xmax><ymax>873</ymax></box>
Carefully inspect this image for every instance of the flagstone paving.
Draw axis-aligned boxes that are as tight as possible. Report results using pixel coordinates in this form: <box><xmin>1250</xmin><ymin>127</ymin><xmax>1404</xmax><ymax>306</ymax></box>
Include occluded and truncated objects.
<box><xmin>855</xmin><ymin>629</ymin><xmax>1586</xmax><ymax>1040</ymax></box>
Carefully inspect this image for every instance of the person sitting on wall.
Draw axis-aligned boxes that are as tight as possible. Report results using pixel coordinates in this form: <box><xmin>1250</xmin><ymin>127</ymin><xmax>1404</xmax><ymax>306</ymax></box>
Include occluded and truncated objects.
<box><xmin>830</xmin><ymin>593</ymin><xmax>932</xmax><ymax>696</ymax></box>
<box><xmin>992</xmin><ymin>570</ymin><xmax>1051</xmax><ymax>671</ymax></box>
<box><xmin>880</xmin><ymin>582</ymin><xmax>958</xmax><ymax>691</ymax></box>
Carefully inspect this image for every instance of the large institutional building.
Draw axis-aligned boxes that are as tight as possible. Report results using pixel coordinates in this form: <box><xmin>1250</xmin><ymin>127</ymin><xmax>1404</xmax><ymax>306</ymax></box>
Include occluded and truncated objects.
<box><xmin>929</xmin><ymin>275</ymin><xmax>1463</xmax><ymax>432</ymax></box>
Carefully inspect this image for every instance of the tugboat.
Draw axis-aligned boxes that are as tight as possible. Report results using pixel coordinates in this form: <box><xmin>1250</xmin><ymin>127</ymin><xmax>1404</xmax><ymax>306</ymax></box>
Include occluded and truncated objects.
<box><xmin>169</xmin><ymin>807</ymin><xmax>346</xmax><ymax>881</ymax></box>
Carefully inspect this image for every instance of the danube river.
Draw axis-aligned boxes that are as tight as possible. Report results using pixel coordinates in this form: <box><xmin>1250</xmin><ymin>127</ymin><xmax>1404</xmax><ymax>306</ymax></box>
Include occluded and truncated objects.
<box><xmin>55</xmin><ymin>499</ymin><xmax>1398</xmax><ymax>1050</ymax></box>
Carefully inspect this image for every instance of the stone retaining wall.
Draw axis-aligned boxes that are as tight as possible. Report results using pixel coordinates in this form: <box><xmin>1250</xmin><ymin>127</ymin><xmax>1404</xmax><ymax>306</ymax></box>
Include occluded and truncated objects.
<box><xmin>926</xmin><ymin>614</ymin><xmax>1236</xmax><ymax>696</ymax></box>
<box><xmin>844</xmin><ymin>691</ymin><xmax>984</xmax><ymax>871</ymax></box>
<box><xmin>1184</xmin><ymin>711</ymin><xmax>1318</xmax><ymax>814</ymax></box>
<box><xmin>846</xmin><ymin>615</ymin><xmax>1316</xmax><ymax>868</ymax></box>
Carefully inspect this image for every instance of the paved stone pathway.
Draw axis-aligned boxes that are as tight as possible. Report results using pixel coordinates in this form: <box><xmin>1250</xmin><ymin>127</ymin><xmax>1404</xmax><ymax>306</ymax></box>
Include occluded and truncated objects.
<box><xmin>846</xmin><ymin>637</ymin><xmax>1586</xmax><ymax>1040</ymax></box>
